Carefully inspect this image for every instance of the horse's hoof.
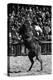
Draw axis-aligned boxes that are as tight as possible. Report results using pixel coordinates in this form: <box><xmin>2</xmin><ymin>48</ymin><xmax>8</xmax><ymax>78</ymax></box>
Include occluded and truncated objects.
<box><xmin>39</xmin><ymin>68</ymin><xmax>43</xmax><ymax>72</ymax></box>
<box><xmin>17</xmin><ymin>71</ymin><xmax>21</xmax><ymax>73</ymax></box>
<box><xmin>40</xmin><ymin>68</ymin><xmax>42</xmax><ymax>71</ymax></box>
<box><xmin>37</xmin><ymin>70</ymin><xmax>40</xmax><ymax>72</ymax></box>
<box><xmin>27</xmin><ymin>70</ymin><xmax>30</xmax><ymax>72</ymax></box>
<box><xmin>27</xmin><ymin>69</ymin><xmax>31</xmax><ymax>72</ymax></box>
<box><xmin>37</xmin><ymin>68</ymin><xmax>42</xmax><ymax>72</ymax></box>
<box><xmin>27</xmin><ymin>70</ymin><xmax>29</xmax><ymax>72</ymax></box>
<box><xmin>40</xmin><ymin>67</ymin><xmax>43</xmax><ymax>71</ymax></box>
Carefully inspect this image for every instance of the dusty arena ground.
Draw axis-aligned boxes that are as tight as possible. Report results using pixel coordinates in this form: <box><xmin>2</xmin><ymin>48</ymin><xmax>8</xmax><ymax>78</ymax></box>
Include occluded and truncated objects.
<box><xmin>8</xmin><ymin>55</ymin><xmax>52</xmax><ymax>76</ymax></box>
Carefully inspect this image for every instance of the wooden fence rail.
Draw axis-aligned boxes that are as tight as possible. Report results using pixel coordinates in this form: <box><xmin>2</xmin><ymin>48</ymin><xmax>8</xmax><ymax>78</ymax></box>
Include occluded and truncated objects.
<box><xmin>8</xmin><ymin>41</ymin><xmax>52</xmax><ymax>56</ymax></box>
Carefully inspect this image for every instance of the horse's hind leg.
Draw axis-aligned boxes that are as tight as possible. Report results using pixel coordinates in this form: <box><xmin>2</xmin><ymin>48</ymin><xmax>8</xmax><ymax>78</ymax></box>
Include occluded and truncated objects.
<box><xmin>36</xmin><ymin>55</ymin><xmax>42</xmax><ymax>71</ymax></box>
<box><xmin>27</xmin><ymin>54</ymin><xmax>34</xmax><ymax>71</ymax></box>
<box><xmin>28</xmin><ymin>60</ymin><xmax>34</xmax><ymax>71</ymax></box>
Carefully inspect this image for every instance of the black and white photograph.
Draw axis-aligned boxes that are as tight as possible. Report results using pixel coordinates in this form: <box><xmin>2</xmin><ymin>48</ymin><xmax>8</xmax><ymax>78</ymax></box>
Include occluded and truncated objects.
<box><xmin>7</xmin><ymin>3</ymin><xmax>52</xmax><ymax>76</ymax></box>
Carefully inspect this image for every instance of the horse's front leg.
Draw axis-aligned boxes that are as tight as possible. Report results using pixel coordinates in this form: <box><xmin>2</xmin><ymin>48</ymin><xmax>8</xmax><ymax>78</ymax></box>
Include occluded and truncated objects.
<box><xmin>27</xmin><ymin>54</ymin><xmax>34</xmax><ymax>72</ymax></box>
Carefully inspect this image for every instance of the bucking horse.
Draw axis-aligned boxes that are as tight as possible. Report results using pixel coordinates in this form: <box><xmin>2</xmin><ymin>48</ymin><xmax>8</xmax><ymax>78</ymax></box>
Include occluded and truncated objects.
<box><xmin>18</xmin><ymin>22</ymin><xmax>43</xmax><ymax>72</ymax></box>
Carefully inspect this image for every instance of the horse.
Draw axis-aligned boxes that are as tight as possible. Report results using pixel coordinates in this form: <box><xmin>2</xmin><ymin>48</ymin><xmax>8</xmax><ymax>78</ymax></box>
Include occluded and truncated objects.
<box><xmin>18</xmin><ymin>23</ymin><xmax>42</xmax><ymax>71</ymax></box>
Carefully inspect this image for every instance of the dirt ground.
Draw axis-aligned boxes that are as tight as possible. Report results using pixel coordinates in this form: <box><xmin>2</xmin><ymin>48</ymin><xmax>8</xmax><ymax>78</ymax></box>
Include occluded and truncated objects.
<box><xmin>9</xmin><ymin>55</ymin><xmax>52</xmax><ymax>76</ymax></box>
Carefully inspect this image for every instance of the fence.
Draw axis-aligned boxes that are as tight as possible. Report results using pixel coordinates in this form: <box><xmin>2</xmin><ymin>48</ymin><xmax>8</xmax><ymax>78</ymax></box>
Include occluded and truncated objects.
<box><xmin>9</xmin><ymin>41</ymin><xmax>52</xmax><ymax>56</ymax></box>
<box><xmin>41</xmin><ymin>41</ymin><xmax>51</xmax><ymax>55</ymax></box>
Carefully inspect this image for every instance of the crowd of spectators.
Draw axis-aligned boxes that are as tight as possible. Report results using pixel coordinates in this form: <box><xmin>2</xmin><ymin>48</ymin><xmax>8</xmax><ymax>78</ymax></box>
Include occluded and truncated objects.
<box><xmin>8</xmin><ymin>4</ymin><xmax>51</xmax><ymax>41</ymax></box>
